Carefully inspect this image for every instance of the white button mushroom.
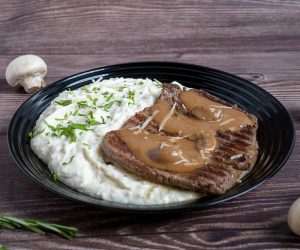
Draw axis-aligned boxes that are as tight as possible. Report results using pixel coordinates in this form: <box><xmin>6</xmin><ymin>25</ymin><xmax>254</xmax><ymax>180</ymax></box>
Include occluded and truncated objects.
<box><xmin>5</xmin><ymin>55</ymin><xmax>47</xmax><ymax>93</ymax></box>
<box><xmin>288</xmin><ymin>197</ymin><xmax>300</xmax><ymax>236</ymax></box>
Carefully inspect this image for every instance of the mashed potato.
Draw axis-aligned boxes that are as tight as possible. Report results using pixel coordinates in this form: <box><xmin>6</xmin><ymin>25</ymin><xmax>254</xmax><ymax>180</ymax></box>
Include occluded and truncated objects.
<box><xmin>30</xmin><ymin>77</ymin><xmax>200</xmax><ymax>204</ymax></box>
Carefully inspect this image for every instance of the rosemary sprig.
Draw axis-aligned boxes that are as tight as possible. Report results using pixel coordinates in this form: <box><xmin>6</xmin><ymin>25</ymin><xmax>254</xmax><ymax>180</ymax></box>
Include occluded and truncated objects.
<box><xmin>0</xmin><ymin>244</ymin><xmax>9</xmax><ymax>250</ymax></box>
<box><xmin>0</xmin><ymin>215</ymin><xmax>78</xmax><ymax>240</ymax></box>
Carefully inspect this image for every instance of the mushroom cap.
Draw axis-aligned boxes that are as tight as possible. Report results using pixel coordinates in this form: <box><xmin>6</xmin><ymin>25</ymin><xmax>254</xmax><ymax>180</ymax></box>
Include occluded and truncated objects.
<box><xmin>288</xmin><ymin>197</ymin><xmax>300</xmax><ymax>236</ymax></box>
<box><xmin>5</xmin><ymin>54</ymin><xmax>47</xmax><ymax>87</ymax></box>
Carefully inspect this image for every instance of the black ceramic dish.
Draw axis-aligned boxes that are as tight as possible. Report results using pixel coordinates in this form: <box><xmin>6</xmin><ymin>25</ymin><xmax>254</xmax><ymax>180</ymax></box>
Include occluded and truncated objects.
<box><xmin>8</xmin><ymin>62</ymin><xmax>295</xmax><ymax>213</ymax></box>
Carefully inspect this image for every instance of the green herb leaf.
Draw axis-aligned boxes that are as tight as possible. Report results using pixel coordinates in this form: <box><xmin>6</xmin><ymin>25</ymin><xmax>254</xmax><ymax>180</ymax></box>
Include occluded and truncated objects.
<box><xmin>82</xmin><ymin>86</ymin><xmax>91</xmax><ymax>93</ymax></box>
<box><xmin>71</xmin><ymin>123</ymin><xmax>90</xmax><ymax>130</ymax></box>
<box><xmin>134</xmin><ymin>81</ymin><xmax>144</xmax><ymax>85</ymax></box>
<box><xmin>92</xmin><ymin>86</ymin><xmax>101</xmax><ymax>92</ymax></box>
<box><xmin>101</xmin><ymin>100</ymin><xmax>121</xmax><ymax>112</ymax></box>
<box><xmin>43</xmin><ymin>120</ymin><xmax>91</xmax><ymax>143</ymax></box>
<box><xmin>73</xmin><ymin>109</ymin><xmax>80</xmax><ymax>116</ymax></box>
<box><xmin>55</xmin><ymin>100</ymin><xmax>72</xmax><ymax>106</ymax></box>
<box><xmin>86</xmin><ymin>112</ymin><xmax>105</xmax><ymax>126</ymax></box>
<box><xmin>106</xmin><ymin>93</ymin><xmax>113</xmax><ymax>102</ymax></box>
<box><xmin>126</xmin><ymin>90</ymin><xmax>135</xmax><ymax>105</ymax></box>
<box><xmin>28</xmin><ymin>128</ymin><xmax>45</xmax><ymax>140</ymax></box>
<box><xmin>92</xmin><ymin>98</ymin><xmax>98</xmax><ymax>106</ymax></box>
<box><xmin>51</xmin><ymin>173</ymin><xmax>58</xmax><ymax>182</ymax></box>
<box><xmin>28</xmin><ymin>130</ymin><xmax>34</xmax><ymax>140</ymax></box>
<box><xmin>62</xmin><ymin>155</ymin><xmax>75</xmax><ymax>165</ymax></box>
<box><xmin>83</xmin><ymin>143</ymin><xmax>91</xmax><ymax>149</ymax></box>
<box><xmin>55</xmin><ymin>113</ymin><xmax>69</xmax><ymax>121</ymax></box>
<box><xmin>118</xmin><ymin>86</ymin><xmax>126</xmax><ymax>92</ymax></box>
<box><xmin>77</xmin><ymin>101</ymin><xmax>89</xmax><ymax>109</ymax></box>
<box><xmin>154</xmin><ymin>79</ymin><xmax>163</xmax><ymax>89</ymax></box>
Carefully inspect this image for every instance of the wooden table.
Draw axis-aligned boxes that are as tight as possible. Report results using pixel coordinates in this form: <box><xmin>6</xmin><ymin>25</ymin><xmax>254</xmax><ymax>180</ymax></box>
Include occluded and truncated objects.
<box><xmin>1</xmin><ymin>1</ymin><xmax>300</xmax><ymax>249</ymax></box>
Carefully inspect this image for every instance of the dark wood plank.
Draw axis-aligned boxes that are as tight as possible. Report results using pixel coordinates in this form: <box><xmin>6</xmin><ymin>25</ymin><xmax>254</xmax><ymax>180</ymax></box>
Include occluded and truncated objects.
<box><xmin>1</xmin><ymin>0</ymin><xmax>300</xmax><ymax>249</ymax></box>
<box><xmin>0</xmin><ymin>0</ymin><xmax>300</xmax><ymax>55</ymax></box>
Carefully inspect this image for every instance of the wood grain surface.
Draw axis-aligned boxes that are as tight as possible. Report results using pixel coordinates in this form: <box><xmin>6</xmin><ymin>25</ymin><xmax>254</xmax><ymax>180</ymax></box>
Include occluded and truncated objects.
<box><xmin>0</xmin><ymin>0</ymin><xmax>300</xmax><ymax>249</ymax></box>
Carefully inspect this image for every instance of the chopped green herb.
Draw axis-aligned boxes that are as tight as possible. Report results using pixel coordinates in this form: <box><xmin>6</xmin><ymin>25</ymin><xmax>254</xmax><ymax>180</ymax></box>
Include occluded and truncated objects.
<box><xmin>43</xmin><ymin>120</ymin><xmax>91</xmax><ymax>143</ymax></box>
<box><xmin>106</xmin><ymin>93</ymin><xmax>113</xmax><ymax>102</ymax></box>
<box><xmin>118</xmin><ymin>86</ymin><xmax>126</xmax><ymax>92</ymax></box>
<box><xmin>51</xmin><ymin>173</ymin><xmax>58</xmax><ymax>182</ymax></box>
<box><xmin>82</xmin><ymin>86</ymin><xmax>90</xmax><ymax>93</ymax></box>
<box><xmin>102</xmin><ymin>92</ymin><xmax>114</xmax><ymax>102</ymax></box>
<box><xmin>83</xmin><ymin>143</ymin><xmax>91</xmax><ymax>149</ymax></box>
<box><xmin>154</xmin><ymin>79</ymin><xmax>163</xmax><ymax>89</ymax></box>
<box><xmin>62</xmin><ymin>155</ymin><xmax>75</xmax><ymax>166</ymax></box>
<box><xmin>127</xmin><ymin>91</ymin><xmax>135</xmax><ymax>101</ymax></box>
<box><xmin>71</xmin><ymin>123</ymin><xmax>91</xmax><ymax>130</ymax></box>
<box><xmin>85</xmin><ymin>95</ymin><xmax>99</xmax><ymax>106</ymax></box>
<box><xmin>77</xmin><ymin>101</ymin><xmax>89</xmax><ymax>109</ymax></box>
<box><xmin>106</xmin><ymin>115</ymin><xmax>111</xmax><ymax>119</ymax></box>
<box><xmin>55</xmin><ymin>113</ymin><xmax>68</xmax><ymax>121</ymax></box>
<box><xmin>92</xmin><ymin>86</ymin><xmax>101</xmax><ymax>92</ymax></box>
<box><xmin>101</xmin><ymin>100</ymin><xmax>121</xmax><ymax>112</ymax></box>
<box><xmin>28</xmin><ymin>128</ymin><xmax>45</xmax><ymax>139</ymax></box>
<box><xmin>126</xmin><ymin>90</ymin><xmax>135</xmax><ymax>105</ymax></box>
<box><xmin>100</xmin><ymin>116</ymin><xmax>105</xmax><ymax>124</ymax></box>
<box><xmin>28</xmin><ymin>130</ymin><xmax>34</xmax><ymax>139</ymax></box>
<box><xmin>55</xmin><ymin>100</ymin><xmax>72</xmax><ymax>106</ymax></box>
<box><xmin>134</xmin><ymin>81</ymin><xmax>144</xmax><ymax>85</ymax></box>
<box><xmin>86</xmin><ymin>112</ymin><xmax>105</xmax><ymax>126</ymax></box>
<box><xmin>92</xmin><ymin>98</ymin><xmax>98</xmax><ymax>106</ymax></box>
<box><xmin>73</xmin><ymin>109</ymin><xmax>80</xmax><ymax>116</ymax></box>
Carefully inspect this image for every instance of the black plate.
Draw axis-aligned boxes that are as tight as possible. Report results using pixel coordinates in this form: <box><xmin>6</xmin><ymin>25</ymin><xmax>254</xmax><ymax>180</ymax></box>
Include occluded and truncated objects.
<box><xmin>8</xmin><ymin>62</ymin><xmax>295</xmax><ymax>213</ymax></box>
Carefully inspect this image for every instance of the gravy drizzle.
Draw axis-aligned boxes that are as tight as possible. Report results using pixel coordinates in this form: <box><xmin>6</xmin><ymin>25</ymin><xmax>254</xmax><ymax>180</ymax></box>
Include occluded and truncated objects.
<box><xmin>117</xmin><ymin>90</ymin><xmax>253</xmax><ymax>173</ymax></box>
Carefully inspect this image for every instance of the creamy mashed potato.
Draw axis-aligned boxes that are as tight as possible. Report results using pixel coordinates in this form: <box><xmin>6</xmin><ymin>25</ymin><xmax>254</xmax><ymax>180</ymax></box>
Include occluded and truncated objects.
<box><xmin>30</xmin><ymin>77</ymin><xmax>200</xmax><ymax>204</ymax></box>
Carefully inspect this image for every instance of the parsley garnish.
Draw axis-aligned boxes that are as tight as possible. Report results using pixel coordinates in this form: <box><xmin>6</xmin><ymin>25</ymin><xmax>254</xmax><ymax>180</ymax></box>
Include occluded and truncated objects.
<box><xmin>83</xmin><ymin>143</ymin><xmax>91</xmax><ymax>149</ymax></box>
<box><xmin>51</xmin><ymin>173</ymin><xmax>58</xmax><ymax>182</ymax></box>
<box><xmin>86</xmin><ymin>112</ymin><xmax>105</xmax><ymax>126</ymax></box>
<box><xmin>118</xmin><ymin>86</ymin><xmax>126</xmax><ymax>92</ymax></box>
<box><xmin>106</xmin><ymin>93</ymin><xmax>113</xmax><ymax>102</ymax></box>
<box><xmin>82</xmin><ymin>86</ymin><xmax>91</xmax><ymax>93</ymax></box>
<box><xmin>28</xmin><ymin>130</ymin><xmax>33</xmax><ymax>139</ymax></box>
<box><xmin>134</xmin><ymin>81</ymin><xmax>144</xmax><ymax>85</ymax></box>
<box><xmin>77</xmin><ymin>101</ymin><xmax>90</xmax><ymax>109</ymax></box>
<box><xmin>28</xmin><ymin>128</ymin><xmax>45</xmax><ymax>140</ymax></box>
<box><xmin>55</xmin><ymin>113</ymin><xmax>68</xmax><ymax>121</ymax></box>
<box><xmin>92</xmin><ymin>86</ymin><xmax>101</xmax><ymax>92</ymax></box>
<box><xmin>92</xmin><ymin>98</ymin><xmax>98</xmax><ymax>106</ymax></box>
<box><xmin>73</xmin><ymin>109</ymin><xmax>79</xmax><ymax>116</ymax></box>
<box><xmin>126</xmin><ymin>90</ymin><xmax>135</xmax><ymax>105</ymax></box>
<box><xmin>154</xmin><ymin>80</ymin><xmax>163</xmax><ymax>89</ymax></box>
<box><xmin>101</xmin><ymin>100</ymin><xmax>121</xmax><ymax>112</ymax></box>
<box><xmin>55</xmin><ymin>100</ymin><xmax>72</xmax><ymax>106</ymax></box>
<box><xmin>102</xmin><ymin>92</ymin><xmax>114</xmax><ymax>102</ymax></box>
<box><xmin>43</xmin><ymin>120</ymin><xmax>91</xmax><ymax>143</ymax></box>
<box><xmin>62</xmin><ymin>155</ymin><xmax>75</xmax><ymax>165</ymax></box>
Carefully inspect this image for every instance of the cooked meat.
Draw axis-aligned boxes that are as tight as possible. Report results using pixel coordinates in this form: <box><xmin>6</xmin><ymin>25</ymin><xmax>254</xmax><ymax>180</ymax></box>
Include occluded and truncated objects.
<box><xmin>101</xmin><ymin>84</ymin><xmax>258</xmax><ymax>195</ymax></box>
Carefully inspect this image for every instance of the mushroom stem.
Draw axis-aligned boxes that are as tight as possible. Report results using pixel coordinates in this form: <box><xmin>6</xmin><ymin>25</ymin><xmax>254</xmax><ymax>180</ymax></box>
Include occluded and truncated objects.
<box><xmin>22</xmin><ymin>75</ymin><xmax>46</xmax><ymax>94</ymax></box>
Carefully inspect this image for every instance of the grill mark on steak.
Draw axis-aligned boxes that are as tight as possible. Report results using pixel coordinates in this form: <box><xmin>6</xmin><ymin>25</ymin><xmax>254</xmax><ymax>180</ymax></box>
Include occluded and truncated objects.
<box><xmin>101</xmin><ymin>83</ymin><xmax>258</xmax><ymax>195</ymax></box>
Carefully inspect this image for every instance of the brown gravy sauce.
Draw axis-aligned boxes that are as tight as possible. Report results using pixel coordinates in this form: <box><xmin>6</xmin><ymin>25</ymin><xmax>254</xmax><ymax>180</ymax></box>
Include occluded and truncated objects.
<box><xmin>117</xmin><ymin>90</ymin><xmax>253</xmax><ymax>173</ymax></box>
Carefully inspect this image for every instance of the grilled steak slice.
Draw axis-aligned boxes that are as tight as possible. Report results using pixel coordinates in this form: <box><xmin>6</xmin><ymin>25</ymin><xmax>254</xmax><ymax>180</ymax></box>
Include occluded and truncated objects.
<box><xmin>102</xmin><ymin>84</ymin><xmax>258</xmax><ymax>195</ymax></box>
